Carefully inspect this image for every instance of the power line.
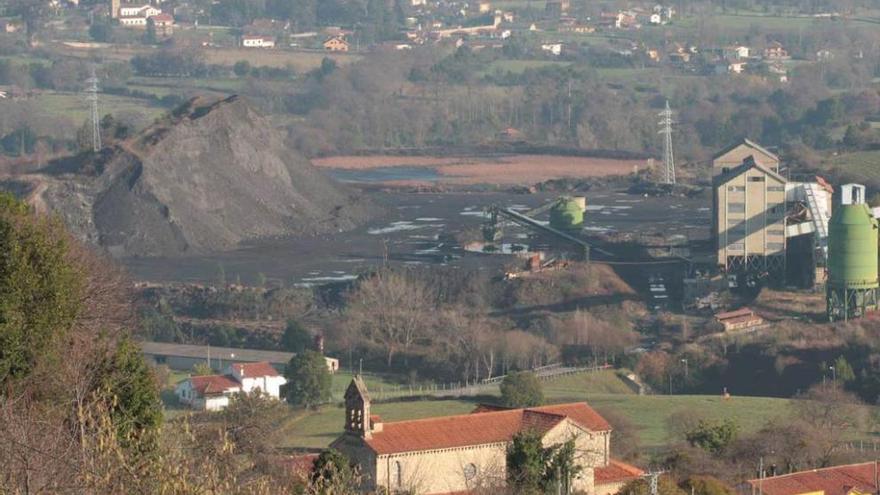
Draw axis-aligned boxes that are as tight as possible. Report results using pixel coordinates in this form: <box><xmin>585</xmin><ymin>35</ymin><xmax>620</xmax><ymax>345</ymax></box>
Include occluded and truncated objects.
<box><xmin>658</xmin><ymin>100</ymin><xmax>676</xmax><ymax>185</ymax></box>
<box><xmin>85</xmin><ymin>65</ymin><xmax>101</xmax><ymax>152</ymax></box>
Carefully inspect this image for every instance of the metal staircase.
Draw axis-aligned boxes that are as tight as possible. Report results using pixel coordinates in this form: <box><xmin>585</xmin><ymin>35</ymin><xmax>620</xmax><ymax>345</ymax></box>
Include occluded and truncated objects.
<box><xmin>803</xmin><ymin>183</ymin><xmax>829</xmax><ymax>258</ymax></box>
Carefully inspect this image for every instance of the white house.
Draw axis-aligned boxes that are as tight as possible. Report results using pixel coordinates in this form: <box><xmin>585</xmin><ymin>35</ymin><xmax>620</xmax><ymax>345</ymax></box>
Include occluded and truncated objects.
<box><xmin>175</xmin><ymin>361</ymin><xmax>287</xmax><ymax>411</ymax></box>
<box><xmin>228</xmin><ymin>362</ymin><xmax>287</xmax><ymax>398</ymax></box>
<box><xmin>242</xmin><ymin>35</ymin><xmax>276</xmax><ymax>48</ymax></box>
<box><xmin>118</xmin><ymin>4</ymin><xmax>162</xmax><ymax>27</ymax></box>
<box><xmin>541</xmin><ymin>42</ymin><xmax>563</xmax><ymax>56</ymax></box>
<box><xmin>715</xmin><ymin>60</ymin><xmax>747</xmax><ymax>74</ymax></box>
<box><xmin>119</xmin><ymin>4</ymin><xmax>159</xmax><ymax>17</ymax></box>
<box><xmin>176</xmin><ymin>374</ymin><xmax>241</xmax><ymax>411</ymax></box>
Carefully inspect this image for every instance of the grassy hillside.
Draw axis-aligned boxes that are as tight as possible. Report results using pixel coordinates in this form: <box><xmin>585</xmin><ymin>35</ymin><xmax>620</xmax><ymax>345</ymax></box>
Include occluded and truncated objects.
<box><xmin>274</xmin><ymin>370</ymin><xmax>802</xmax><ymax>450</ymax></box>
<box><xmin>275</xmin><ymin>392</ymin><xmax>797</xmax><ymax>450</ymax></box>
<box><xmin>828</xmin><ymin>150</ymin><xmax>880</xmax><ymax>188</ymax></box>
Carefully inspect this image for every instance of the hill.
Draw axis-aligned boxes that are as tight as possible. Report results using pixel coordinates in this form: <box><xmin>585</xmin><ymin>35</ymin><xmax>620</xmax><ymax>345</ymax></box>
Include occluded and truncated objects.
<box><xmin>14</xmin><ymin>96</ymin><xmax>377</xmax><ymax>257</ymax></box>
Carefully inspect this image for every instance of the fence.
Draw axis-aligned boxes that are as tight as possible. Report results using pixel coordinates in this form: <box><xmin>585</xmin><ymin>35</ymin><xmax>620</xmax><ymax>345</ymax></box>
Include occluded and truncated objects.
<box><xmin>332</xmin><ymin>363</ymin><xmax>613</xmax><ymax>402</ymax></box>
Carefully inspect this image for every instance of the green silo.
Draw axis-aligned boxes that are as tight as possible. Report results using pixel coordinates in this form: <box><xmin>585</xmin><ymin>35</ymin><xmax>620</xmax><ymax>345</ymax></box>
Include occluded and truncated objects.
<box><xmin>826</xmin><ymin>203</ymin><xmax>879</xmax><ymax>321</ymax></box>
<box><xmin>549</xmin><ymin>197</ymin><xmax>584</xmax><ymax>232</ymax></box>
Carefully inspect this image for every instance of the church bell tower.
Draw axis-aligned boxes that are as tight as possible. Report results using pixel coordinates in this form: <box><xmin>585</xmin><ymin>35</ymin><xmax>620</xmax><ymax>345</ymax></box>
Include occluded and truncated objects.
<box><xmin>344</xmin><ymin>376</ymin><xmax>372</xmax><ymax>439</ymax></box>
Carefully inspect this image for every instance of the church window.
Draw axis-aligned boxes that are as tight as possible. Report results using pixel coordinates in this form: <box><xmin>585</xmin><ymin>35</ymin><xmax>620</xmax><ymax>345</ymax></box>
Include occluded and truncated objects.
<box><xmin>394</xmin><ymin>461</ymin><xmax>403</xmax><ymax>487</ymax></box>
<box><xmin>464</xmin><ymin>463</ymin><xmax>478</xmax><ymax>481</ymax></box>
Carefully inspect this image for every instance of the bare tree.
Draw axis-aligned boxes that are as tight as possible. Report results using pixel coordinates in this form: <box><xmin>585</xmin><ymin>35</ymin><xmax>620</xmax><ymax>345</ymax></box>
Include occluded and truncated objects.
<box><xmin>792</xmin><ymin>383</ymin><xmax>866</xmax><ymax>464</ymax></box>
<box><xmin>345</xmin><ymin>269</ymin><xmax>433</xmax><ymax>367</ymax></box>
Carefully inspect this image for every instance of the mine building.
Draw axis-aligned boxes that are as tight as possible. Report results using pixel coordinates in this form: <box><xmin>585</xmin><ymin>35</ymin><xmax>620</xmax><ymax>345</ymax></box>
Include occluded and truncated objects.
<box><xmin>710</xmin><ymin>137</ymin><xmax>833</xmax><ymax>288</ymax></box>
<box><xmin>713</xmin><ymin>156</ymin><xmax>787</xmax><ymax>277</ymax></box>
<box><xmin>712</xmin><ymin>138</ymin><xmax>780</xmax><ymax>176</ymax></box>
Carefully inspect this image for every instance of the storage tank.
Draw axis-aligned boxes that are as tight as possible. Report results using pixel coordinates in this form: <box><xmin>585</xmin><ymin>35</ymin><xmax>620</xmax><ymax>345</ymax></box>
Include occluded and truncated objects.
<box><xmin>827</xmin><ymin>203</ymin><xmax>879</xmax><ymax>290</ymax></box>
<box><xmin>549</xmin><ymin>197</ymin><xmax>584</xmax><ymax>232</ymax></box>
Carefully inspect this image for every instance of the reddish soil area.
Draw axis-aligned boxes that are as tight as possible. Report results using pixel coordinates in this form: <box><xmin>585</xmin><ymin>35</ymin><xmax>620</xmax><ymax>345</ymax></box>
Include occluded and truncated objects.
<box><xmin>313</xmin><ymin>154</ymin><xmax>648</xmax><ymax>185</ymax></box>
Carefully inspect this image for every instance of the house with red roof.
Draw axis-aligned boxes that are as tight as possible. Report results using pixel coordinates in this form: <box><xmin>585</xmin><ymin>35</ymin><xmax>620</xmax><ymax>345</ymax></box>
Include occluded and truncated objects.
<box><xmin>746</xmin><ymin>461</ymin><xmax>880</xmax><ymax>495</ymax></box>
<box><xmin>175</xmin><ymin>361</ymin><xmax>286</xmax><ymax>411</ymax></box>
<box><xmin>331</xmin><ymin>376</ymin><xmax>642</xmax><ymax>494</ymax></box>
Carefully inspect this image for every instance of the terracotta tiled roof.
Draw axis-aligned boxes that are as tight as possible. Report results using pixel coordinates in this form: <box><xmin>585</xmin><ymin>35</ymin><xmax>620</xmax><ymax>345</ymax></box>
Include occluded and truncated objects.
<box><xmin>190</xmin><ymin>375</ymin><xmax>241</xmax><ymax>396</ymax></box>
<box><xmin>715</xmin><ymin>307</ymin><xmax>755</xmax><ymax>320</ymax></box>
<box><xmin>364</xmin><ymin>402</ymin><xmax>610</xmax><ymax>455</ymax></box>
<box><xmin>747</xmin><ymin>462</ymin><xmax>879</xmax><ymax>495</ymax></box>
<box><xmin>595</xmin><ymin>459</ymin><xmax>644</xmax><ymax>485</ymax></box>
<box><xmin>232</xmin><ymin>361</ymin><xmax>280</xmax><ymax>377</ymax></box>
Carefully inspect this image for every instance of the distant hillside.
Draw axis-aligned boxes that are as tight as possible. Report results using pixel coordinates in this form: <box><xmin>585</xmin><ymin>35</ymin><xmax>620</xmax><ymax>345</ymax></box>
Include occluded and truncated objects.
<box><xmin>9</xmin><ymin>96</ymin><xmax>378</xmax><ymax>257</ymax></box>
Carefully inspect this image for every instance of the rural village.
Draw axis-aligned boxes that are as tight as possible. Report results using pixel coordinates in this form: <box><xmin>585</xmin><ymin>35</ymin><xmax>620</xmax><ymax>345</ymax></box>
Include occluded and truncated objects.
<box><xmin>1</xmin><ymin>0</ymin><xmax>880</xmax><ymax>493</ymax></box>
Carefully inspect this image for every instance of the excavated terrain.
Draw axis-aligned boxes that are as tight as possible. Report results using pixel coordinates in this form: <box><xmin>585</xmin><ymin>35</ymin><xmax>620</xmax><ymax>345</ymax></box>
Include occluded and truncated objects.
<box><xmin>9</xmin><ymin>96</ymin><xmax>377</xmax><ymax>257</ymax></box>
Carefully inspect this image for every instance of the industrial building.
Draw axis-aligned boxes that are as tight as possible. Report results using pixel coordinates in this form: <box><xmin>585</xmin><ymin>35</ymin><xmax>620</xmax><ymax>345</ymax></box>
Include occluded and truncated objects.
<box><xmin>711</xmin><ymin>138</ymin><xmax>832</xmax><ymax>288</ymax></box>
<box><xmin>712</xmin><ymin>138</ymin><xmax>780</xmax><ymax>176</ymax></box>
<box><xmin>713</xmin><ymin>156</ymin><xmax>787</xmax><ymax>276</ymax></box>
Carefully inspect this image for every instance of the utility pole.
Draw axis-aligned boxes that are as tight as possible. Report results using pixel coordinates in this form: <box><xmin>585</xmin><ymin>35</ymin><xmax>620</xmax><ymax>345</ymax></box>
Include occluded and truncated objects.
<box><xmin>85</xmin><ymin>65</ymin><xmax>102</xmax><ymax>152</ymax></box>
<box><xmin>658</xmin><ymin>100</ymin><xmax>676</xmax><ymax>185</ymax></box>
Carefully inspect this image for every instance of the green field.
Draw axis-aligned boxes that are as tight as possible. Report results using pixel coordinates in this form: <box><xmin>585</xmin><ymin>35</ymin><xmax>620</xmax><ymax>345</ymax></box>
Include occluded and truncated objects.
<box><xmin>273</xmin><ymin>370</ymin><xmax>805</xmax><ymax>450</ymax></box>
<box><xmin>586</xmin><ymin>394</ymin><xmax>791</xmax><ymax>447</ymax></box>
<box><xmin>201</xmin><ymin>47</ymin><xmax>361</xmax><ymax>71</ymax></box>
<box><xmin>35</xmin><ymin>91</ymin><xmax>167</xmax><ymax>123</ymax></box>
<box><xmin>828</xmin><ymin>150</ymin><xmax>880</xmax><ymax>186</ymax></box>
<box><xmin>165</xmin><ymin>368</ymin><xmax>878</xmax><ymax>450</ymax></box>
<box><xmin>484</xmin><ymin>59</ymin><xmax>572</xmax><ymax>75</ymax></box>
<box><xmin>675</xmin><ymin>13</ymin><xmax>824</xmax><ymax>31</ymax></box>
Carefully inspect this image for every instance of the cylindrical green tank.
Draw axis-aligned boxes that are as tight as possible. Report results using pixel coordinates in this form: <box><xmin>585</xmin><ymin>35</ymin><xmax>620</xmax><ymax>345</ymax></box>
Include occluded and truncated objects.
<box><xmin>549</xmin><ymin>197</ymin><xmax>584</xmax><ymax>232</ymax></box>
<box><xmin>828</xmin><ymin>203</ymin><xmax>879</xmax><ymax>290</ymax></box>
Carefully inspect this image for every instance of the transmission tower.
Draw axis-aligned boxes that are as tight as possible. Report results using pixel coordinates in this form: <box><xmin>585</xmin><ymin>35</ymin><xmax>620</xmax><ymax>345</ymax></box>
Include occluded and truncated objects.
<box><xmin>85</xmin><ymin>65</ymin><xmax>101</xmax><ymax>152</ymax></box>
<box><xmin>643</xmin><ymin>469</ymin><xmax>667</xmax><ymax>495</ymax></box>
<box><xmin>658</xmin><ymin>100</ymin><xmax>675</xmax><ymax>185</ymax></box>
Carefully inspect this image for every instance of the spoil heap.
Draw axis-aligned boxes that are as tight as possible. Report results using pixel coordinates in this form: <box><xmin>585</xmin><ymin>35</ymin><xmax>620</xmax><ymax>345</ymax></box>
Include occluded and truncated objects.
<box><xmin>34</xmin><ymin>96</ymin><xmax>377</xmax><ymax>256</ymax></box>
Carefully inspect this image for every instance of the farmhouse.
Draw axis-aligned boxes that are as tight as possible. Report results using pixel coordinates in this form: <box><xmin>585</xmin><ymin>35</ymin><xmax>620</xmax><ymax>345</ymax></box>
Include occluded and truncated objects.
<box><xmin>323</xmin><ymin>36</ymin><xmax>350</xmax><ymax>51</ymax></box>
<box><xmin>541</xmin><ymin>42</ymin><xmax>563</xmax><ymax>56</ymax></box>
<box><xmin>715</xmin><ymin>60</ymin><xmax>747</xmax><ymax>74</ymax></box>
<box><xmin>763</xmin><ymin>41</ymin><xmax>789</xmax><ymax>59</ymax></box>
<box><xmin>150</xmin><ymin>12</ymin><xmax>174</xmax><ymax>35</ymax></box>
<box><xmin>331</xmin><ymin>377</ymin><xmax>642</xmax><ymax>495</ymax></box>
<box><xmin>0</xmin><ymin>19</ymin><xmax>22</xmax><ymax>33</ymax></box>
<box><xmin>175</xmin><ymin>361</ymin><xmax>287</xmax><ymax>411</ymax></box>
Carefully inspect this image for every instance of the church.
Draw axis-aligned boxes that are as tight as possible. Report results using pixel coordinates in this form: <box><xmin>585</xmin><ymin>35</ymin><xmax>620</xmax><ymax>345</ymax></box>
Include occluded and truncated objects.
<box><xmin>331</xmin><ymin>377</ymin><xmax>643</xmax><ymax>494</ymax></box>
